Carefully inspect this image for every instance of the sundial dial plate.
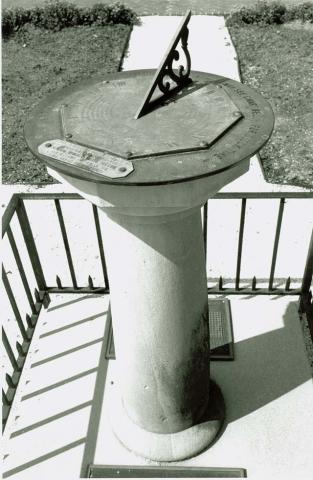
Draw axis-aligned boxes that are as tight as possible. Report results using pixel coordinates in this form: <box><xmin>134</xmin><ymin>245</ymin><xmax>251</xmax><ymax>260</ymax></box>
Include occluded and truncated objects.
<box><xmin>58</xmin><ymin>76</ymin><xmax>242</xmax><ymax>159</ymax></box>
<box><xmin>25</xmin><ymin>70</ymin><xmax>274</xmax><ymax>185</ymax></box>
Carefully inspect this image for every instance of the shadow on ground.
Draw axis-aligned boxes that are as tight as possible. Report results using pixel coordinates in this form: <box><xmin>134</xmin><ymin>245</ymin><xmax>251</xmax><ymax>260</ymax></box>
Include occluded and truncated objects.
<box><xmin>3</xmin><ymin>299</ymin><xmax>311</xmax><ymax>478</ymax></box>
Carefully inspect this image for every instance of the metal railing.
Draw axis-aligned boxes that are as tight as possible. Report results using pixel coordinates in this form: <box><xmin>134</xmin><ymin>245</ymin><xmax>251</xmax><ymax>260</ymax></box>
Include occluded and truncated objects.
<box><xmin>2</xmin><ymin>191</ymin><xmax>313</xmax><ymax>428</ymax></box>
<box><xmin>204</xmin><ymin>192</ymin><xmax>313</xmax><ymax>296</ymax></box>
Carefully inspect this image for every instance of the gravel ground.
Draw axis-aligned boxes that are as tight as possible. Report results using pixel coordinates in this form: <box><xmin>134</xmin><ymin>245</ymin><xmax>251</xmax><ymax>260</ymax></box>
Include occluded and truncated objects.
<box><xmin>2</xmin><ymin>24</ymin><xmax>131</xmax><ymax>184</ymax></box>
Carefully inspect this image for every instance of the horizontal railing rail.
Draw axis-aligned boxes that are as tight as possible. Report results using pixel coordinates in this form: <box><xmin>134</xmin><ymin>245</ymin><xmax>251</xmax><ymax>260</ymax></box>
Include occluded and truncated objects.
<box><xmin>3</xmin><ymin>191</ymin><xmax>312</xmax><ymax>292</ymax></box>
<box><xmin>2</xmin><ymin>191</ymin><xmax>313</xmax><ymax>429</ymax></box>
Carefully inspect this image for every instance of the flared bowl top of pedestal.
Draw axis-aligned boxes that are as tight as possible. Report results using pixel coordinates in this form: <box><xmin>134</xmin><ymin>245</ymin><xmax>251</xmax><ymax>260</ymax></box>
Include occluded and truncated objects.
<box><xmin>24</xmin><ymin>70</ymin><xmax>274</xmax><ymax>186</ymax></box>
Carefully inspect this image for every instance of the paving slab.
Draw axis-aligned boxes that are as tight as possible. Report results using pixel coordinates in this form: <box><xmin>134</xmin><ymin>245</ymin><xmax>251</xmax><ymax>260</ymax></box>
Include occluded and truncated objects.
<box><xmin>2</xmin><ymin>294</ymin><xmax>313</xmax><ymax>479</ymax></box>
<box><xmin>93</xmin><ymin>296</ymin><xmax>313</xmax><ymax>480</ymax></box>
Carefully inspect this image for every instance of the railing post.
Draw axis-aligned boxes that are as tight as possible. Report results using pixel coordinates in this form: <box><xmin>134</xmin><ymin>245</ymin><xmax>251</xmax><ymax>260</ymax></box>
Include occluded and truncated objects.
<box><xmin>54</xmin><ymin>199</ymin><xmax>78</xmax><ymax>289</ymax></box>
<box><xmin>92</xmin><ymin>204</ymin><xmax>109</xmax><ymax>289</ymax></box>
<box><xmin>2</xmin><ymin>266</ymin><xmax>29</xmax><ymax>341</ymax></box>
<box><xmin>16</xmin><ymin>198</ymin><xmax>47</xmax><ymax>292</ymax></box>
<box><xmin>7</xmin><ymin>226</ymin><xmax>37</xmax><ymax>315</ymax></box>
<box><xmin>203</xmin><ymin>202</ymin><xmax>208</xmax><ymax>261</ymax></box>
<box><xmin>235</xmin><ymin>198</ymin><xmax>246</xmax><ymax>290</ymax></box>
<box><xmin>2</xmin><ymin>194</ymin><xmax>20</xmax><ymax>237</ymax></box>
<box><xmin>268</xmin><ymin>198</ymin><xmax>285</xmax><ymax>291</ymax></box>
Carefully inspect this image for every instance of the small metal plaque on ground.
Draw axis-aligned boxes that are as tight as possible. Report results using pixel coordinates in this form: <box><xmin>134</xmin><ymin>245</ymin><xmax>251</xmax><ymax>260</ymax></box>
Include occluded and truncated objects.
<box><xmin>106</xmin><ymin>298</ymin><xmax>234</xmax><ymax>361</ymax></box>
<box><xmin>88</xmin><ymin>464</ymin><xmax>247</xmax><ymax>478</ymax></box>
<box><xmin>209</xmin><ymin>298</ymin><xmax>234</xmax><ymax>360</ymax></box>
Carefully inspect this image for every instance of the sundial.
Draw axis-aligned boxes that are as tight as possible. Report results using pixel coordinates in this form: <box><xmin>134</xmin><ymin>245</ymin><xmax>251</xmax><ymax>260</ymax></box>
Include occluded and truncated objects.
<box><xmin>25</xmin><ymin>11</ymin><xmax>274</xmax><ymax>465</ymax></box>
<box><xmin>25</xmin><ymin>10</ymin><xmax>273</xmax><ymax>186</ymax></box>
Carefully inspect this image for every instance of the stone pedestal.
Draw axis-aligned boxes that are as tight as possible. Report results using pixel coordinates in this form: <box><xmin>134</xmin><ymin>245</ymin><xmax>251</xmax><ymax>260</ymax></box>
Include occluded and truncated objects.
<box><xmin>47</xmin><ymin>165</ymin><xmax>252</xmax><ymax>461</ymax></box>
<box><xmin>99</xmin><ymin>206</ymin><xmax>225</xmax><ymax>460</ymax></box>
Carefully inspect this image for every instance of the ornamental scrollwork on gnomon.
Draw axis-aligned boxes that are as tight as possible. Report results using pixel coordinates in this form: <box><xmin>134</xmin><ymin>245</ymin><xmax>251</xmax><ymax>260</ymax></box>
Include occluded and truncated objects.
<box><xmin>157</xmin><ymin>26</ymin><xmax>191</xmax><ymax>94</ymax></box>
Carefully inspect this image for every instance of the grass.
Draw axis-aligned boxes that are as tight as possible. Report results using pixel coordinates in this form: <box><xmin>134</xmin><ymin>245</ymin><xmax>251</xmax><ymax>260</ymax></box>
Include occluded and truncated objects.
<box><xmin>2</xmin><ymin>1</ymin><xmax>308</xmax><ymax>15</ymax></box>
<box><xmin>229</xmin><ymin>22</ymin><xmax>313</xmax><ymax>189</ymax></box>
<box><xmin>2</xmin><ymin>24</ymin><xmax>131</xmax><ymax>183</ymax></box>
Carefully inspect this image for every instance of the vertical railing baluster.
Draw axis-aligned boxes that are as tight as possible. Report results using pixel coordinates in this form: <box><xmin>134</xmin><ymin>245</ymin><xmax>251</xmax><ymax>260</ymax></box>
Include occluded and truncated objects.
<box><xmin>54</xmin><ymin>199</ymin><xmax>78</xmax><ymax>289</ymax></box>
<box><xmin>203</xmin><ymin>202</ymin><xmax>208</xmax><ymax>261</ymax></box>
<box><xmin>6</xmin><ymin>226</ymin><xmax>37</xmax><ymax>315</ymax></box>
<box><xmin>92</xmin><ymin>204</ymin><xmax>109</xmax><ymax>289</ymax></box>
<box><xmin>235</xmin><ymin>198</ymin><xmax>247</xmax><ymax>290</ymax></box>
<box><xmin>2</xmin><ymin>266</ymin><xmax>28</xmax><ymax>341</ymax></box>
<box><xmin>16</xmin><ymin>199</ymin><xmax>47</xmax><ymax>292</ymax></box>
<box><xmin>2</xmin><ymin>328</ymin><xmax>19</xmax><ymax>371</ymax></box>
<box><xmin>268</xmin><ymin>198</ymin><xmax>285</xmax><ymax>291</ymax></box>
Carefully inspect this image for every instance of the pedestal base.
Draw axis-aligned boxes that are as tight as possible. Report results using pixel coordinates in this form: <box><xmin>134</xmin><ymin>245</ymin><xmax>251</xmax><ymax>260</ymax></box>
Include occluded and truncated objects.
<box><xmin>109</xmin><ymin>380</ymin><xmax>226</xmax><ymax>462</ymax></box>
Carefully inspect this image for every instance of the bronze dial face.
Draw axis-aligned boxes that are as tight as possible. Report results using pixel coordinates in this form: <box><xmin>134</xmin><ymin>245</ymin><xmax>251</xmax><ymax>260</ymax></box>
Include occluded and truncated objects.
<box><xmin>25</xmin><ymin>70</ymin><xmax>274</xmax><ymax>186</ymax></box>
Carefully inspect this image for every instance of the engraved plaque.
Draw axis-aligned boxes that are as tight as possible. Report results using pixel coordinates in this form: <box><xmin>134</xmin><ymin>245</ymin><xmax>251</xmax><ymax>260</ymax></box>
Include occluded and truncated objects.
<box><xmin>38</xmin><ymin>139</ymin><xmax>134</xmax><ymax>179</ymax></box>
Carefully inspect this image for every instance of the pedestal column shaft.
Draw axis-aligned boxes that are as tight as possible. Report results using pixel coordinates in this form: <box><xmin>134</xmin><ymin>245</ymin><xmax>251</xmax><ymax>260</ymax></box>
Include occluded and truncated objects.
<box><xmin>100</xmin><ymin>206</ymin><xmax>210</xmax><ymax>434</ymax></box>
